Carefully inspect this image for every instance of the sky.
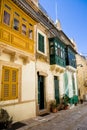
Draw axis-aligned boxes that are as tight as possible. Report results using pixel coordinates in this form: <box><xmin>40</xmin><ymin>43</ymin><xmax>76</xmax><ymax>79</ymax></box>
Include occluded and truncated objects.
<box><xmin>39</xmin><ymin>0</ymin><xmax>87</xmax><ymax>56</ymax></box>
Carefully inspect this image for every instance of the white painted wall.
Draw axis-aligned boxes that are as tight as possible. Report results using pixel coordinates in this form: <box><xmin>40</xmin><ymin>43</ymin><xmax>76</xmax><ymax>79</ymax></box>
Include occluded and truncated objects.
<box><xmin>0</xmin><ymin>52</ymin><xmax>36</xmax><ymax>121</ymax></box>
<box><xmin>22</xmin><ymin>61</ymin><xmax>35</xmax><ymax>101</ymax></box>
<box><xmin>3</xmin><ymin>102</ymin><xmax>36</xmax><ymax>121</ymax></box>
<box><xmin>59</xmin><ymin>73</ymin><xmax>65</xmax><ymax>97</ymax></box>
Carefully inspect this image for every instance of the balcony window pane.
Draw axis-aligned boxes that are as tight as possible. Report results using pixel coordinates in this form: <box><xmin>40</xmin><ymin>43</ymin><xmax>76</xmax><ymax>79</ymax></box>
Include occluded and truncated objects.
<box><xmin>22</xmin><ymin>24</ymin><xmax>26</xmax><ymax>35</ymax></box>
<box><xmin>29</xmin><ymin>29</ymin><xmax>33</xmax><ymax>39</ymax></box>
<box><xmin>50</xmin><ymin>42</ymin><xmax>53</xmax><ymax>46</ymax></box>
<box><xmin>55</xmin><ymin>47</ymin><xmax>57</xmax><ymax>55</ymax></box>
<box><xmin>3</xmin><ymin>10</ymin><xmax>10</xmax><ymax>25</ymax></box>
<box><xmin>50</xmin><ymin>47</ymin><xmax>54</xmax><ymax>54</ymax></box>
<box><xmin>13</xmin><ymin>18</ymin><xmax>19</xmax><ymax>31</ymax></box>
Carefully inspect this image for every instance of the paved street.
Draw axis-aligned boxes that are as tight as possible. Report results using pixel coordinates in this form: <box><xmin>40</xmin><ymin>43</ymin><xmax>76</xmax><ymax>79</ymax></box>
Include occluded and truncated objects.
<box><xmin>27</xmin><ymin>103</ymin><xmax>87</xmax><ymax>130</ymax></box>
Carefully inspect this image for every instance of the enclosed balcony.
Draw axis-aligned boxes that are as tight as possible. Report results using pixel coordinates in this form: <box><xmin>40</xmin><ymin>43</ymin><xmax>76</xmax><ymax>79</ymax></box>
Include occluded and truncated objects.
<box><xmin>65</xmin><ymin>45</ymin><xmax>76</xmax><ymax>68</ymax></box>
<box><xmin>49</xmin><ymin>37</ymin><xmax>66</xmax><ymax>68</ymax></box>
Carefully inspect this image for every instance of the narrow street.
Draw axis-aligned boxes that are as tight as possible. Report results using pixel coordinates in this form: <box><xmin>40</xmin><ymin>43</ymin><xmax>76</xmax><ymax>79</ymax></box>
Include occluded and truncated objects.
<box><xmin>27</xmin><ymin>103</ymin><xmax>87</xmax><ymax>130</ymax></box>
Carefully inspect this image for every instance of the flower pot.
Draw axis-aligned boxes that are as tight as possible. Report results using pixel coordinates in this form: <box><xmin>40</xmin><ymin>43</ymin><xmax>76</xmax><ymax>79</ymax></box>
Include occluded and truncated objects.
<box><xmin>52</xmin><ymin>108</ymin><xmax>57</xmax><ymax>113</ymax></box>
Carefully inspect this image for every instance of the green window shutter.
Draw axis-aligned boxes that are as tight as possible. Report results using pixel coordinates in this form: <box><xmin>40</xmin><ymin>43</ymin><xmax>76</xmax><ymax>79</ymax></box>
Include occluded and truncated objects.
<box><xmin>38</xmin><ymin>33</ymin><xmax>45</xmax><ymax>53</ymax></box>
<box><xmin>54</xmin><ymin>76</ymin><xmax>60</xmax><ymax>104</ymax></box>
<box><xmin>1</xmin><ymin>66</ymin><xmax>18</xmax><ymax>100</ymax></box>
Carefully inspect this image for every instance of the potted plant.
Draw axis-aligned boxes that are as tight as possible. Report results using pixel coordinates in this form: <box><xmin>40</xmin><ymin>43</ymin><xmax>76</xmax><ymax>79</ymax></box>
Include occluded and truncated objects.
<box><xmin>62</xmin><ymin>94</ymin><xmax>70</xmax><ymax>110</ymax></box>
<box><xmin>50</xmin><ymin>101</ymin><xmax>57</xmax><ymax>113</ymax></box>
<box><xmin>0</xmin><ymin>108</ymin><xmax>13</xmax><ymax>129</ymax></box>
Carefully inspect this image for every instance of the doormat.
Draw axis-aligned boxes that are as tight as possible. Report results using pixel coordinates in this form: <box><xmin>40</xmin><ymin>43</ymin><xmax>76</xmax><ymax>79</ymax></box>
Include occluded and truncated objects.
<box><xmin>7</xmin><ymin>121</ymin><xmax>26</xmax><ymax>130</ymax></box>
<box><xmin>40</xmin><ymin>113</ymin><xmax>50</xmax><ymax>117</ymax></box>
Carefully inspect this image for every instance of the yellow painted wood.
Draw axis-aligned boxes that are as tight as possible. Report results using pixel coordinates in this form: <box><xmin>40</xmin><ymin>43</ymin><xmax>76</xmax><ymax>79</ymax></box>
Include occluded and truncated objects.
<box><xmin>0</xmin><ymin>0</ymin><xmax>37</xmax><ymax>54</ymax></box>
<box><xmin>1</xmin><ymin>66</ymin><xmax>18</xmax><ymax>100</ymax></box>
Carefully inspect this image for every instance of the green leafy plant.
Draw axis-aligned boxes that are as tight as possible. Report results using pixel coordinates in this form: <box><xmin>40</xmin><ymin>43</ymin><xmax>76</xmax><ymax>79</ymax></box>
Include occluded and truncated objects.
<box><xmin>62</xmin><ymin>94</ymin><xmax>70</xmax><ymax>110</ymax></box>
<box><xmin>63</xmin><ymin>94</ymin><xmax>70</xmax><ymax>105</ymax></box>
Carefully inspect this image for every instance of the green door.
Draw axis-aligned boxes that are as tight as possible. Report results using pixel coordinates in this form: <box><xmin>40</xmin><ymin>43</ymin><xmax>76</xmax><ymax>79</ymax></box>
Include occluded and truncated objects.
<box><xmin>54</xmin><ymin>76</ymin><xmax>60</xmax><ymax>104</ymax></box>
<box><xmin>38</xmin><ymin>75</ymin><xmax>44</xmax><ymax>110</ymax></box>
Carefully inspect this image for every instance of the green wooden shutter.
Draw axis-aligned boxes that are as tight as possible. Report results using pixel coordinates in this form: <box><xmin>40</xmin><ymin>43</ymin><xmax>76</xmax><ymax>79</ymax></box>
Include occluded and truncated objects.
<box><xmin>38</xmin><ymin>33</ymin><xmax>44</xmax><ymax>53</ymax></box>
<box><xmin>54</xmin><ymin>76</ymin><xmax>60</xmax><ymax>104</ymax></box>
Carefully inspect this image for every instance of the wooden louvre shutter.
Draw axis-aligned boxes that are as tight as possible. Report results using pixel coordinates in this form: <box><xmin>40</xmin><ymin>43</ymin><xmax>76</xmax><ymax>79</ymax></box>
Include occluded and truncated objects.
<box><xmin>11</xmin><ymin>69</ymin><xmax>18</xmax><ymax>99</ymax></box>
<box><xmin>2</xmin><ymin>67</ymin><xmax>10</xmax><ymax>100</ymax></box>
<box><xmin>38</xmin><ymin>33</ymin><xmax>44</xmax><ymax>53</ymax></box>
<box><xmin>1</xmin><ymin>66</ymin><xmax>18</xmax><ymax>100</ymax></box>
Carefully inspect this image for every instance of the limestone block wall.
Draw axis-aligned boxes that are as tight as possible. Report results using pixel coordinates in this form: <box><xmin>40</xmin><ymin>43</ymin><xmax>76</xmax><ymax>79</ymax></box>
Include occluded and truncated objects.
<box><xmin>76</xmin><ymin>54</ymin><xmax>87</xmax><ymax>100</ymax></box>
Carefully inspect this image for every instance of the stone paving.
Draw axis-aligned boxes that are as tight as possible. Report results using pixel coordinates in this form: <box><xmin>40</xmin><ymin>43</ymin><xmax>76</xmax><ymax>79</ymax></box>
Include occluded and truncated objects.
<box><xmin>16</xmin><ymin>102</ymin><xmax>87</xmax><ymax>130</ymax></box>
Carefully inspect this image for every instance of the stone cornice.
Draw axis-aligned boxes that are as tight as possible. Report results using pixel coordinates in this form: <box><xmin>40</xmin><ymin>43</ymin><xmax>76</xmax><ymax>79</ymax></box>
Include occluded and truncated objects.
<box><xmin>0</xmin><ymin>42</ymin><xmax>35</xmax><ymax>64</ymax></box>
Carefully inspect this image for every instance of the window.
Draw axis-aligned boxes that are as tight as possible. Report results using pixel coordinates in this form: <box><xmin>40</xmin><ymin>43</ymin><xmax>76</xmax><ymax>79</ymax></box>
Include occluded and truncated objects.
<box><xmin>29</xmin><ymin>29</ymin><xmax>33</xmax><ymax>39</ymax></box>
<box><xmin>50</xmin><ymin>47</ymin><xmax>54</xmax><ymax>55</ymax></box>
<box><xmin>13</xmin><ymin>12</ymin><xmax>20</xmax><ymax>31</ymax></box>
<box><xmin>3</xmin><ymin>10</ymin><xmax>10</xmax><ymax>25</ymax></box>
<box><xmin>57</xmin><ymin>45</ymin><xmax>61</xmax><ymax>57</ymax></box>
<box><xmin>50</xmin><ymin>42</ymin><xmax>53</xmax><ymax>46</ymax></box>
<box><xmin>29</xmin><ymin>23</ymin><xmax>33</xmax><ymax>39</ymax></box>
<box><xmin>22</xmin><ymin>24</ymin><xmax>26</xmax><ymax>35</ymax></box>
<box><xmin>62</xmin><ymin>48</ymin><xmax>65</xmax><ymax>59</ymax></box>
<box><xmin>1</xmin><ymin>66</ymin><xmax>18</xmax><ymax>100</ymax></box>
<box><xmin>13</xmin><ymin>18</ymin><xmax>19</xmax><ymax>31</ymax></box>
<box><xmin>38</xmin><ymin>33</ymin><xmax>45</xmax><ymax>53</ymax></box>
<box><xmin>55</xmin><ymin>47</ymin><xmax>57</xmax><ymax>55</ymax></box>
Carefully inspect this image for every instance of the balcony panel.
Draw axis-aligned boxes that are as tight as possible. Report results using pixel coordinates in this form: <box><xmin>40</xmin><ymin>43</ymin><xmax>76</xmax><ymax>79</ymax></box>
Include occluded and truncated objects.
<box><xmin>50</xmin><ymin>55</ymin><xmax>65</xmax><ymax>68</ymax></box>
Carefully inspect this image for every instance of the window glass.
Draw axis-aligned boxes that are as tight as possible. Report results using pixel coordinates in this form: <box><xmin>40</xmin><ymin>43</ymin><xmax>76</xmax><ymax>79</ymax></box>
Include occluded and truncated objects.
<box><xmin>29</xmin><ymin>23</ymin><xmax>33</xmax><ymax>39</ymax></box>
<box><xmin>22</xmin><ymin>24</ymin><xmax>26</xmax><ymax>35</ymax></box>
<box><xmin>3</xmin><ymin>10</ymin><xmax>10</xmax><ymax>25</ymax></box>
<box><xmin>50</xmin><ymin>47</ymin><xmax>54</xmax><ymax>55</ymax></box>
<box><xmin>61</xmin><ymin>47</ymin><xmax>63</xmax><ymax>58</ymax></box>
<box><xmin>50</xmin><ymin>42</ymin><xmax>53</xmax><ymax>46</ymax></box>
<box><xmin>62</xmin><ymin>48</ymin><xmax>65</xmax><ymax>59</ymax></box>
<box><xmin>29</xmin><ymin>29</ymin><xmax>33</xmax><ymax>39</ymax></box>
<box><xmin>57</xmin><ymin>45</ymin><xmax>61</xmax><ymax>57</ymax></box>
<box><xmin>13</xmin><ymin>18</ymin><xmax>19</xmax><ymax>31</ymax></box>
<box><xmin>55</xmin><ymin>42</ymin><xmax>57</xmax><ymax>46</ymax></box>
<box><xmin>55</xmin><ymin>47</ymin><xmax>57</xmax><ymax>55</ymax></box>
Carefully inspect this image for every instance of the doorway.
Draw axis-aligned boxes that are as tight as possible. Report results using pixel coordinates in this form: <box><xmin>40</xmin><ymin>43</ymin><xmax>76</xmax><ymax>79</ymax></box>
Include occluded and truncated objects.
<box><xmin>54</xmin><ymin>76</ymin><xmax>60</xmax><ymax>104</ymax></box>
<box><xmin>38</xmin><ymin>75</ymin><xmax>45</xmax><ymax>110</ymax></box>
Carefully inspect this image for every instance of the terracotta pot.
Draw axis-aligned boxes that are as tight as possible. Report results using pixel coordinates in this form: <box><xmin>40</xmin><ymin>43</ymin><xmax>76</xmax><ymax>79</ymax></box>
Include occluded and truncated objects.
<box><xmin>52</xmin><ymin>108</ymin><xmax>57</xmax><ymax>113</ymax></box>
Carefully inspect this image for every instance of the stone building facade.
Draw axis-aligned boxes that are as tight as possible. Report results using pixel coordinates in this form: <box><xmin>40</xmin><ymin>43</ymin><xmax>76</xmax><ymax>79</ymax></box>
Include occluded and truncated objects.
<box><xmin>76</xmin><ymin>54</ymin><xmax>87</xmax><ymax>100</ymax></box>
<box><xmin>0</xmin><ymin>0</ymin><xmax>79</xmax><ymax>122</ymax></box>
